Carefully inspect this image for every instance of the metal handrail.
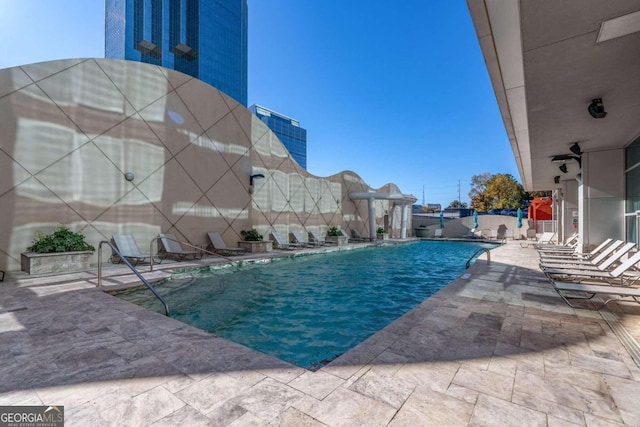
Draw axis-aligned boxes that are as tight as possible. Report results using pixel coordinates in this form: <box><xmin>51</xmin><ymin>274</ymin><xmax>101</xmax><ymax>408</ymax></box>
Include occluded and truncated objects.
<box><xmin>465</xmin><ymin>248</ymin><xmax>491</xmax><ymax>269</ymax></box>
<box><xmin>150</xmin><ymin>235</ymin><xmax>234</xmax><ymax>271</ymax></box>
<box><xmin>98</xmin><ymin>240</ymin><xmax>170</xmax><ymax>316</ymax></box>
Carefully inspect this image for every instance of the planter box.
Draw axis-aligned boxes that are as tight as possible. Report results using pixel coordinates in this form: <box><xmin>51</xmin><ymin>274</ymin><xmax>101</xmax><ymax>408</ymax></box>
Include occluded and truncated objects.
<box><xmin>325</xmin><ymin>235</ymin><xmax>349</xmax><ymax>246</ymax></box>
<box><xmin>377</xmin><ymin>233</ymin><xmax>389</xmax><ymax>240</ymax></box>
<box><xmin>415</xmin><ymin>228</ymin><xmax>429</xmax><ymax>238</ymax></box>
<box><xmin>237</xmin><ymin>240</ymin><xmax>272</xmax><ymax>253</ymax></box>
<box><xmin>21</xmin><ymin>251</ymin><xmax>94</xmax><ymax>275</ymax></box>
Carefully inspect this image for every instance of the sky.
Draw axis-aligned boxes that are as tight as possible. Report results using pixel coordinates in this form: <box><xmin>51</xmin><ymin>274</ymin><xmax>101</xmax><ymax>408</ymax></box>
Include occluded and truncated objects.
<box><xmin>0</xmin><ymin>0</ymin><xmax>519</xmax><ymax>208</ymax></box>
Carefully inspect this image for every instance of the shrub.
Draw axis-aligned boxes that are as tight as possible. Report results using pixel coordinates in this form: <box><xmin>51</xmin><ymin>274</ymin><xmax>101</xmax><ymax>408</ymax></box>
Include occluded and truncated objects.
<box><xmin>240</xmin><ymin>228</ymin><xmax>263</xmax><ymax>241</ymax></box>
<box><xmin>326</xmin><ymin>226</ymin><xmax>343</xmax><ymax>237</ymax></box>
<box><xmin>27</xmin><ymin>226</ymin><xmax>94</xmax><ymax>253</ymax></box>
<box><xmin>376</xmin><ymin>227</ymin><xmax>385</xmax><ymax>234</ymax></box>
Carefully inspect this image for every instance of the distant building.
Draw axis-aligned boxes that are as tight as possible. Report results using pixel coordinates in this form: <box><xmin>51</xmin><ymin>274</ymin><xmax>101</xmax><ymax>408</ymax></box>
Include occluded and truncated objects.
<box><xmin>105</xmin><ymin>0</ymin><xmax>248</xmax><ymax>105</ymax></box>
<box><xmin>249</xmin><ymin>104</ymin><xmax>307</xmax><ymax>169</ymax></box>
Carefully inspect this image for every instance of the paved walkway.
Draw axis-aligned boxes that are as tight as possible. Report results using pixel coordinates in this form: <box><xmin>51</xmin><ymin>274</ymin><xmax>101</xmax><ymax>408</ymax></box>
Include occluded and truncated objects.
<box><xmin>1</xmin><ymin>241</ymin><xmax>639</xmax><ymax>426</ymax></box>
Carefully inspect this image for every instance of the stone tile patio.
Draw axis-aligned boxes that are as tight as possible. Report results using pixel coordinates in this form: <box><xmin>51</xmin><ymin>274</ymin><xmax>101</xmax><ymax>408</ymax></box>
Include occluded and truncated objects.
<box><xmin>1</xmin><ymin>241</ymin><xmax>639</xmax><ymax>426</ymax></box>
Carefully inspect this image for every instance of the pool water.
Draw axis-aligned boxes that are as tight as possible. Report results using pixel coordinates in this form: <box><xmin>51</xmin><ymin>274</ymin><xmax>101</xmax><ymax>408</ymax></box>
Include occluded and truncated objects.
<box><xmin>114</xmin><ymin>240</ymin><xmax>494</xmax><ymax>370</ymax></box>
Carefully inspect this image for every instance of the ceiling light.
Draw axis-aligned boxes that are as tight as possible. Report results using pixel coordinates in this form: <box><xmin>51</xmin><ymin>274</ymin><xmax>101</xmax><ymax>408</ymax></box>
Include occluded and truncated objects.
<box><xmin>588</xmin><ymin>98</ymin><xmax>607</xmax><ymax>119</ymax></box>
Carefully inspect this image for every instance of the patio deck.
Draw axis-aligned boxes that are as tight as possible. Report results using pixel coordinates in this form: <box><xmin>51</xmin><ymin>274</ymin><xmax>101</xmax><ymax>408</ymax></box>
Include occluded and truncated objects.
<box><xmin>1</xmin><ymin>241</ymin><xmax>639</xmax><ymax>426</ymax></box>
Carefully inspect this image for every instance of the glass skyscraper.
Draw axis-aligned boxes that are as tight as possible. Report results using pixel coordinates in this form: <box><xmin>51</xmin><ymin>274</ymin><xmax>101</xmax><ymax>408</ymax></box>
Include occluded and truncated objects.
<box><xmin>105</xmin><ymin>0</ymin><xmax>248</xmax><ymax>105</ymax></box>
<box><xmin>250</xmin><ymin>105</ymin><xmax>307</xmax><ymax>170</ymax></box>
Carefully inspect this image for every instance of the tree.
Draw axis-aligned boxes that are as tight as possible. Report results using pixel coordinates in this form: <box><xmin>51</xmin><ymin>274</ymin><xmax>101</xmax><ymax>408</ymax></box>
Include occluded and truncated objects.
<box><xmin>448</xmin><ymin>200</ymin><xmax>468</xmax><ymax>208</ymax></box>
<box><xmin>469</xmin><ymin>173</ymin><xmax>525</xmax><ymax>211</ymax></box>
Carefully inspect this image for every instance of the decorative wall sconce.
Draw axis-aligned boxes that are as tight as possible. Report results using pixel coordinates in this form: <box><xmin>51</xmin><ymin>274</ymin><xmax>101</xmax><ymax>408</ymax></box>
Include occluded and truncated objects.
<box><xmin>588</xmin><ymin>98</ymin><xmax>607</xmax><ymax>119</ymax></box>
<box><xmin>124</xmin><ymin>171</ymin><xmax>135</xmax><ymax>182</ymax></box>
<box><xmin>554</xmin><ymin>176</ymin><xmax>560</xmax><ymax>184</ymax></box>
<box><xmin>559</xmin><ymin>163</ymin><xmax>568</xmax><ymax>174</ymax></box>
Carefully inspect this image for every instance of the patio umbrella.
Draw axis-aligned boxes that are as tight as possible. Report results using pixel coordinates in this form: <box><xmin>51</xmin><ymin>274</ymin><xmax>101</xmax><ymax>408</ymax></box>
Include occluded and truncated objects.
<box><xmin>473</xmin><ymin>211</ymin><xmax>479</xmax><ymax>229</ymax></box>
<box><xmin>517</xmin><ymin>208</ymin><xmax>523</xmax><ymax>229</ymax></box>
<box><xmin>440</xmin><ymin>211</ymin><xmax>445</xmax><ymax>228</ymax></box>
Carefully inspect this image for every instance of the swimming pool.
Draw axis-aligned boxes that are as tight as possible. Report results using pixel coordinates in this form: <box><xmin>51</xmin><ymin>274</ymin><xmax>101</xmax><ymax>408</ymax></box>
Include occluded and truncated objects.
<box><xmin>114</xmin><ymin>240</ymin><xmax>494</xmax><ymax>370</ymax></box>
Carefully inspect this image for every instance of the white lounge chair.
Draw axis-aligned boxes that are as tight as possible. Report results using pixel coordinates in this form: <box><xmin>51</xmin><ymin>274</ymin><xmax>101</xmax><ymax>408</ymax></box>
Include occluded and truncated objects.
<box><xmin>270</xmin><ymin>230</ymin><xmax>303</xmax><ymax>250</ymax></box>
<box><xmin>539</xmin><ymin>238</ymin><xmax>613</xmax><ymax>260</ymax></box>
<box><xmin>158</xmin><ymin>233</ymin><xmax>202</xmax><ymax>260</ymax></box>
<box><xmin>553</xmin><ymin>281</ymin><xmax>640</xmax><ymax>308</ymax></box>
<box><xmin>112</xmin><ymin>234</ymin><xmax>156</xmax><ymax>266</ymax></box>
<box><xmin>207</xmin><ymin>232</ymin><xmax>247</xmax><ymax>256</ymax></box>
<box><xmin>291</xmin><ymin>230</ymin><xmax>321</xmax><ymax>247</ymax></box>
<box><xmin>546</xmin><ymin>250</ymin><xmax>640</xmax><ymax>286</ymax></box>
<box><xmin>521</xmin><ymin>232</ymin><xmax>555</xmax><ymax>248</ymax></box>
<box><xmin>308</xmin><ymin>230</ymin><xmax>327</xmax><ymax>246</ymax></box>
<box><xmin>540</xmin><ymin>242</ymin><xmax>633</xmax><ymax>273</ymax></box>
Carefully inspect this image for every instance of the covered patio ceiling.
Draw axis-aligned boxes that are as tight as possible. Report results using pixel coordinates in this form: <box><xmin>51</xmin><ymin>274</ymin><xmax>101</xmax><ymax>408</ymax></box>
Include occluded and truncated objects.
<box><xmin>468</xmin><ymin>0</ymin><xmax>640</xmax><ymax>191</ymax></box>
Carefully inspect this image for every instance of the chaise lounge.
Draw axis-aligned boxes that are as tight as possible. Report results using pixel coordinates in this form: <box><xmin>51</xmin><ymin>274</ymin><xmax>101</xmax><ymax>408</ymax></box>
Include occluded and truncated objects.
<box><xmin>112</xmin><ymin>234</ymin><xmax>157</xmax><ymax>266</ymax></box>
<box><xmin>158</xmin><ymin>233</ymin><xmax>203</xmax><ymax>261</ymax></box>
<box><xmin>207</xmin><ymin>232</ymin><xmax>247</xmax><ymax>256</ymax></box>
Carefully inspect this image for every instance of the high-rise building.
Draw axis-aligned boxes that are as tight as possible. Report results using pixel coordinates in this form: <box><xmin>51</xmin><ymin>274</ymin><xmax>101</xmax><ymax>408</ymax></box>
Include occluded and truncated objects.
<box><xmin>250</xmin><ymin>104</ymin><xmax>307</xmax><ymax>170</ymax></box>
<box><xmin>105</xmin><ymin>0</ymin><xmax>248</xmax><ymax>105</ymax></box>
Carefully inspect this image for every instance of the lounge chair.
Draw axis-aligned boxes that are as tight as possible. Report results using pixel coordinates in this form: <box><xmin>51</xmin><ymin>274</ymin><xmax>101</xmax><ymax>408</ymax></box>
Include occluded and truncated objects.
<box><xmin>553</xmin><ymin>281</ymin><xmax>640</xmax><ymax>308</ymax></box>
<box><xmin>545</xmin><ymin>249</ymin><xmax>640</xmax><ymax>286</ymax></box>
<box><xmin>270</xmin><ymin>230</ymin><xmax>303</xmax><ymax>250</ymax></box>
<box><xmin>434</xmin><ymin>228</ymin><xmax>443</xmax><ymax>238</ymax></box>
<box><xmin>350</xmin><ymin>229</ymin><xmax>369</xmax><ymax>242</ymax></box>
<box><xmin>464</xmin><ymin>228</ymin><xmax>481</xmax><ymax>239</ymax></box>
<box><xmin>112</xmin><ymin>234</ymin><xmax>156</xmax><ymax>266</ymax></box>
<box><xmin>207</xmin><ymin>232</ymin><xmax>247</xmax><ymax>256</ymax></box>
<box><xmin>540</xmin><ymin>242</ymin><xmax>633</xmax><ymax>273</ymax></box>
<box><xmin>158</xmin><ymin>233</ymin><xmax>202</xmax><ymax>260</ymax></box>
<box><xmin>520</xmin><ymin>232</ymin><xmax>555</xmax><ymax>248</ymax></box>
<box><xmin>537</xmin><ymin>233</ymin><xmax>580</xmax><ymax>254</ymax></box>
<box><xmin>308</xmin><ymin>230</ymin><xmax>327</xmax><ymax>246</ymax></box>
<box><xmin>539</xmin><ymin>238</ymin><xmax>613</xmax><ymax>260</ymax></box>
<box><xmin>291</xmin><ymin>230</ymin><xmax>321</xmax><ymax>247</ymax></box>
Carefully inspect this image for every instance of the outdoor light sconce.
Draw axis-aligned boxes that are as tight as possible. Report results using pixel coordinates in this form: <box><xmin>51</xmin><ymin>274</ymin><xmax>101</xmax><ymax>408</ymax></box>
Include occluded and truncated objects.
<box><xmin>248</xmin><ymin>173</ymin><xmax>265</xmax><ymax>194</ymax></box>
<box><xmin>569</xmin><ymin>142</ymin><xmax>582</xmax><ymax>156</ymax></box>
<box><xmin>124</xmin><ymin>171</ymin><xmax>135</xmax><ymax>182</ymax></box>
<box><xmin>554</xmin><ymin>176</ymin><xmax>560</xmax><ymax>184</ymax></box>
<box><xmin>551</xmin><ymin>154</ymin><xmax>582</xmax><ymax>169</ymax></box>
<box><xmin>559</xmin><ymin>163</ymin><xmax>568</xmax><ymax>174</ymax></box>
<box><xmin>588</xmin><ymin>98</ymin><xmax>607</xmax><ymax>119</ymax></box>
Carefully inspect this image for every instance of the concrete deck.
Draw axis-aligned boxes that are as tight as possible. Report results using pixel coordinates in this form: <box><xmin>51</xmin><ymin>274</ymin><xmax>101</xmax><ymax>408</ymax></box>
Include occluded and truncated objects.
<box><xmin>1</xmin><ymin>241</ymin><xmax>640</xmax><ymax>426</ymax></box>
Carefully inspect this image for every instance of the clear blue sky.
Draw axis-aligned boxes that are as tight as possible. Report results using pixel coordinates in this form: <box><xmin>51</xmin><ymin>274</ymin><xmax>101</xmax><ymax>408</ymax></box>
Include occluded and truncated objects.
<box><xmin>0</xmin><ymin>0</ymin><xmax>519</xmax><ymax>208</ymax></box>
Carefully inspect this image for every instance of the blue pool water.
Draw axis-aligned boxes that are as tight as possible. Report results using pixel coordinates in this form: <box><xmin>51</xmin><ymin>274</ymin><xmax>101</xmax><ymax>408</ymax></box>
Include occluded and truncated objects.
<box><xmin>113</xmin><ymin>240</ymin><xmax>494</xmax><ymax>370</ymax></box>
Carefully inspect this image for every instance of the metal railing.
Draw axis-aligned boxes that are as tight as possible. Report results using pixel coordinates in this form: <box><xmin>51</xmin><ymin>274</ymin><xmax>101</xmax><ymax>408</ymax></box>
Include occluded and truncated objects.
<box><xmin>97</xmin><ymin>240</ymin><xmax>170</xmax><ymax>316</ymax></box>
<box><xmin>150</xmin><ymin>235</ymin><xmax>234</xmax><ymax>271</ymax></box>
<box><xmin>465</xmin><ymin>248</ymin><xmax>491</xmax><ymax>269</ymax></box>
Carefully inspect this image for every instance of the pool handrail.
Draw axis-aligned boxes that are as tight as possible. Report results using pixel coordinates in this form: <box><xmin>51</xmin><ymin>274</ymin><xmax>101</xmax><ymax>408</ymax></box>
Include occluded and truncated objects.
<box><xmin>466</xmin><ymin>247</ymin><xmax>491</xmax><ymax>269</ymax></box>
<box><xmin>97</xmin><ymin>240</ymin><xmax>170</xmax><ymax>316</ymax></box>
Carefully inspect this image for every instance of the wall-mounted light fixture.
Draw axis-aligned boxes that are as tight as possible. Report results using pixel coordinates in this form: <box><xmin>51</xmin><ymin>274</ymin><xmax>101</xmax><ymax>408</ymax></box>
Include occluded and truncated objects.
<box><xmin>569</xmin><ymin>142</ymin><xmax>582</xmax><ymax>156</ymax></box>
<box><xmin>248</xmin><ymin>173</ymin><xmax>265</xmax><ymax>194</ymax></box>
<box><xmin>554</xmin><ymin>176</ymin><xmax>560</xmax><ymax>184</ymax></box>
<box><xmin>551</xmin><ymin>154</ymin><xmax>582</xmax><ymax>168</ymax></box>
<box><xmin>559</xmin><ymin>163</ymin><xmax>568</xmax><ymax>174</ymax></box>
<box><xmin>588</xmin><ymin>98</ymin><xmax>607</xmax><ymax>119</ymax></box>
<box><xmin>124</xmin><ymin>171</ymin><xmax>135</xmax><ymax>182</ymax></box>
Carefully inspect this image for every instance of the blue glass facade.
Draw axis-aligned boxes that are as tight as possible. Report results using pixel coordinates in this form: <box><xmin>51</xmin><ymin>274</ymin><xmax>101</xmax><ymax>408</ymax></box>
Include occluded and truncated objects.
<box><xmin>250</xmin><ymin>105</ymin><xmax>307</xmax><ymax>170</ymax></box>
<box><xmin>105</xmin><ymin>0</ymin><xmax>248</xmax><ymax>105</ymax></box>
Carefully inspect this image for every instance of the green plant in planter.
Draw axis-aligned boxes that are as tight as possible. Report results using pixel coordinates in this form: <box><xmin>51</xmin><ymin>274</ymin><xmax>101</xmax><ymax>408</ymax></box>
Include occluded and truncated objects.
<box><xmin>27</xmin><ymin>226</ymin><xmax>95</xmax><ymax>253</ymax></box>
<box><xmin>376</xmin><ymin>227</ymin><xmax>385</xmax><ymax>235</ymax></box>
<box><xmin>326</xmin><ymin>226</ymin><xmax>343</xmax><ymax>237</ymax></box>
<box><xmin>240</xmin><ymin>228</ymin><xmax>263</xmax><ymax>241</ymax></box>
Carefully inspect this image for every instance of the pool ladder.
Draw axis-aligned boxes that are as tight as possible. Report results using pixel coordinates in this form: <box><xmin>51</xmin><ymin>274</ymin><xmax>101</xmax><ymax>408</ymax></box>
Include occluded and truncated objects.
<box><xmin>465</xmin><ymin>248</ymin><xmax>491</xmax><ymax>269</ymax></box>
<box><xmin>97</xmin><ymin>240</ymin><xmax>170</xmax><ymax>316</ymax></box>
